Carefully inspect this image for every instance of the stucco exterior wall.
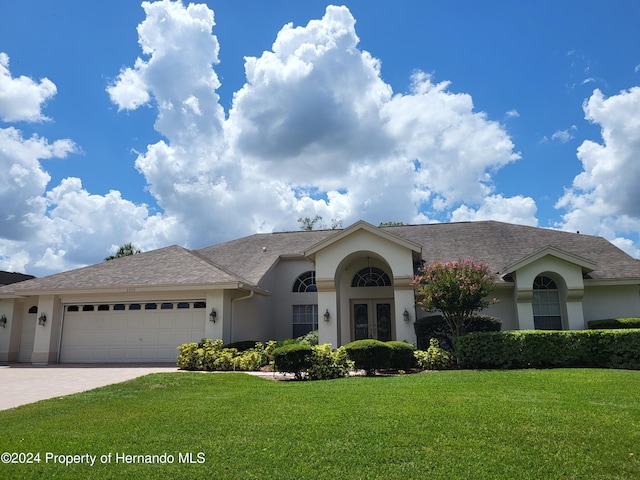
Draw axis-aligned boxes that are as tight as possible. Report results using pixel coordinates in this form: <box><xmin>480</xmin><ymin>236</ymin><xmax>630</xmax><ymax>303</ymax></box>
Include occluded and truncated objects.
<box><xmin>582</xmin><ymin>284</ymin><xmax>640</xmax><ymax>323</ymax></box>
<box><xmin>269</xmin><ymin>258</ymin><xmax>317</xmax><ymax>341</ymax></box>
<box><xmin>484</xmin><ymin>285</ymin><xmax>517</xmax><ymax>330</ymax></box>
<box><xmin>0</xmin><ymin>299</ymin><xmax>16</xmax><ymax>361</ymax></box>
<box><xmin>223</xmin><ymin>290</ymin><xmax>268</xmax><ymax>343</ymax></box>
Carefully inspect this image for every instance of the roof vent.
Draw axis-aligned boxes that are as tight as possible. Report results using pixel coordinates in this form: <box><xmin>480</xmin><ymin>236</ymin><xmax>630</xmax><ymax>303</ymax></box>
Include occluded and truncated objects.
<box><xmin>262</xmin><ymin>246</ymin><xmax>267</xmax><ymax>252</ymax></box>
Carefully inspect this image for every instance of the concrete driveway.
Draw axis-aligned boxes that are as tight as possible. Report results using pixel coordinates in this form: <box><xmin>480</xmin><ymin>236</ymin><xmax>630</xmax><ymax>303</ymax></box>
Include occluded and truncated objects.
<box><xmin>1</xmin><ymin>364</ymin><xmax>179</xmax><ymax>411</ymax></box>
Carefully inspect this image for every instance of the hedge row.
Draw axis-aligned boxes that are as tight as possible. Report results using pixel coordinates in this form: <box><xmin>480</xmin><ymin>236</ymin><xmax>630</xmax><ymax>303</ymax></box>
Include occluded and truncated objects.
<box><xmin>453</xmin><ymin>329</ymin><xmax>640</xmax><ymax>370</ymax></box>
<box><xmin>587</xmin><ymin>318</ymin><xmax>640</xmax><ymax>329</ymax></box>
<box><xmin>414</xmin><ymin>314</ymin><xmax>502</xmax><ymax>352</ymax></box>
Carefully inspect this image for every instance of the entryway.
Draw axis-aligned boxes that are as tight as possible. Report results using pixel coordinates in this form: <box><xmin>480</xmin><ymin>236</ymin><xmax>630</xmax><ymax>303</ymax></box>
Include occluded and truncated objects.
<box><xmin>351</xmin><ymin>299</ymin><xmax>393</xmax><ymax>341</ymax></box>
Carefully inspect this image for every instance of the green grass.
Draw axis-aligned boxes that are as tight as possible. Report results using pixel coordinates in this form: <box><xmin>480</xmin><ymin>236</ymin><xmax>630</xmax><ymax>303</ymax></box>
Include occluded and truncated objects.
<box><xmin>1</xmin><ymin>369</ymin><xmax>639</xmax><ymax>479</ymax></box>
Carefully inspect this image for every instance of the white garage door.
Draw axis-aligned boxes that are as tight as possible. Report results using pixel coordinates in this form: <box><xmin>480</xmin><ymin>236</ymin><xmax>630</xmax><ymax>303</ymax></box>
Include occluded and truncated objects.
<box><xmin>60</xmin><ymin>301</ymin><xmax>206</xmax><ymax>363</ymax></box>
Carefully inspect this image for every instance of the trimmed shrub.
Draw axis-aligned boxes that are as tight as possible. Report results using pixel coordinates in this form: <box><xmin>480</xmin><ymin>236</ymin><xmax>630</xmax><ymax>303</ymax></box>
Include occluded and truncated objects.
<box><xmin>469</xmin><ymin>314</ymin><xmax>503</xmax><ymax>332</ymax></box>
<box><xmin>414</xmin><ymin>314</ymin><xmax>502</xmax><ymax>352</ymax></box>
<box><xmin>453</xmin><ymin>329</ymin><xmax>640</xmax><ymax>370</ymax></box>
<box><xmin>224</xmin><ymin>340</ymin><xmax>259</xmax><ymax>351</ymax></box>
<box><xmin>587</xmin><ymin>318</ymin><xmax>640</xmax><ymax>329</ymax></box>
<box><xmin>342</xmin><ymin>339</ymin><xmax>390</xmax><ymax>376</ymax></box>
<box><xmin>306</xmin><ymin>344</ymin><xmax>353</xmax><ymax>380</ymax></box>
<box><xmin>414</xmin><ymin>315</ymin><xmax>450</xmax><ymax>351</ymax></box>
<box><xmin>273</xmin><ymin>343</ymin><xmax>314</xmax><ymax>380</ymax></box>
<box><xmin>386</xmin><ymin>341</ymin><xmax>416</xmax><ymax>370</ymax></box>
<box><xmin>414</xmin><ymin>338</ymin><xmax>455</xmax><ymax>370</ymax></box>
<box><xmin>176</xmin><ymin>341</ymin><xmax>200</xmax><ymax>370</ymax></box>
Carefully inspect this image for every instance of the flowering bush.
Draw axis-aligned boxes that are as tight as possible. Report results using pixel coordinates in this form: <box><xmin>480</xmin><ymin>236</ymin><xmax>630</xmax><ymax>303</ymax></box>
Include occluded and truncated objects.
<box><xmin>413</xmin><ymin>258</ymin><xmax>497</xmax><ymax>337</ymax></box>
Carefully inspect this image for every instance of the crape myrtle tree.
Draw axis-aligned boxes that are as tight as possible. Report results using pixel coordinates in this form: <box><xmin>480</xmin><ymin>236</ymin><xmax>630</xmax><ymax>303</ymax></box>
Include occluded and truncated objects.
<box><xmin>412</xmin><ymin>258</ymin><xmax>498</xmax><ymax>337</ymax></box>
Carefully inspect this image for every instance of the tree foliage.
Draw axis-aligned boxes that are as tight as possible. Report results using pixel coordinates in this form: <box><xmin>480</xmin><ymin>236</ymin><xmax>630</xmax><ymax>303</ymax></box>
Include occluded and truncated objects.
<box><xmin>298</xmin><ymin>215</ymin><xmax>342</xmax><ymax>230</ymax></box>
<box><xmin>105</xmin><ymin>242</ymin><xmax>142</xmax><ymax>261</ymax></box>
<box><xmin>412</xmin><ymin>258</ymin><xmax>497</xmax><ymax>337</ymax></box>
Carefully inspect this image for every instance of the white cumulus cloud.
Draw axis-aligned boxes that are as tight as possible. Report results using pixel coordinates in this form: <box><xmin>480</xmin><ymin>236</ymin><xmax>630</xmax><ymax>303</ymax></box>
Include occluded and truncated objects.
<box><xmin>556</xmin><ymin>87</ymin><xmax>640</xmax><ymax>255</ymax></box>
<box><xmin>1</xmin><ymin>2</ymin><xmax>531</xmax><ymax>275</ymax></box>
<box><xmin>451</xmin><ymin>194</ymin><xmax>538</xmax><ymax>226</ymax></box>
<box><xmin>0</xmin><ymin>52</ymin><xmax>57</xmax><ymax>122</ymax></box>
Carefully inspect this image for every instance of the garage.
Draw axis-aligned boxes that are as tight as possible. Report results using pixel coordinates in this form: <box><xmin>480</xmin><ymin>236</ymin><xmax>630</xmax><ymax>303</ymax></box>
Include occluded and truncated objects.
<box><xmin>59</xmin><ymin>301</ymin><xmax>206</xmax><ymax>363</ymax></box>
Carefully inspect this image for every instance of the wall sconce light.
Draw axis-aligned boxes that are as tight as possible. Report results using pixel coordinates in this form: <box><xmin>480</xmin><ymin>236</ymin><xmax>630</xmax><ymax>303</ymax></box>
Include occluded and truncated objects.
<box><xmin>0</xmin><ymin>314</ymin><xmax>6</xmax><ymax>327</ymax></box>
<box><xmin>209</xmin><ymin>308</ymin><xmax>217</xmax><ymax>323</ymax></box>
<box><xmin>323</xmin><ymin>308</ymin><xmax>330</xmax><ymax>322</ymax></box>
<box><xmin>38</xmin><ymin>313</ymin><xmax>47</xmax><ymax>326</ymax></box>
<box><xmin>403</xmin><ymin>308</ymin><xmax>410</xmax><ymax>322</ymax></box>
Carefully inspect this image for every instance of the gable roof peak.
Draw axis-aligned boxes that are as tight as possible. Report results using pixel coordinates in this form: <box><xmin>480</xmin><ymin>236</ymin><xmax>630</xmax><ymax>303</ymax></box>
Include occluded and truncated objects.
<box><xmin>304</xmin><ymin>219</ymin><xmax>422</xmax><ymax>258</ymax></box>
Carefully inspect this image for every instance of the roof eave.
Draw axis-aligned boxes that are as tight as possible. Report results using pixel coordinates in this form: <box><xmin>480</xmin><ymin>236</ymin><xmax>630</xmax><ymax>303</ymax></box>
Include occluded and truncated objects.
<box><xmin>2</xmin><ymin>281</ymin><xmax>269</xmax><ymax>297</ymax></box>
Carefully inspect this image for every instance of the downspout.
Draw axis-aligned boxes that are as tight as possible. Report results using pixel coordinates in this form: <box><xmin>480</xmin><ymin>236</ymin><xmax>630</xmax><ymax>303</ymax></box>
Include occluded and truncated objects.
<box><xmin>230</xmin><ymin>290</ymin><xmax>254</xmax><ymax>343</ymax></box>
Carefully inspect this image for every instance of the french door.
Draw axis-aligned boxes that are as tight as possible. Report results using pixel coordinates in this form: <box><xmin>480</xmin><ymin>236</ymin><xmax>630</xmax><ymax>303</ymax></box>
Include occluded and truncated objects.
<box><xmin>352</xmin><ymin>300</ymin><xmax>393</xmax><ymax>341</ymax></box>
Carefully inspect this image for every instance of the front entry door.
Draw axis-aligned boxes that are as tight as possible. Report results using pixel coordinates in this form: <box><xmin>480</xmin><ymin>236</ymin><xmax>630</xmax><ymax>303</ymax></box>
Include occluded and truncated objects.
<box><xmin>352</xmin><ymin>300</ymin><xmax>393</xmax><ymax>341</ymax></box>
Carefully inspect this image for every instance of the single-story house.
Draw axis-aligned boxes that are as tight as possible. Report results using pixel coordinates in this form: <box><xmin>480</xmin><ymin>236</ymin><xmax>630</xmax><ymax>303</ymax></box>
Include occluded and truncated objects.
<box><xmin>1</xmin><ymin>220</ymin><xmax>639</xmax><ymax>364</ymax></box>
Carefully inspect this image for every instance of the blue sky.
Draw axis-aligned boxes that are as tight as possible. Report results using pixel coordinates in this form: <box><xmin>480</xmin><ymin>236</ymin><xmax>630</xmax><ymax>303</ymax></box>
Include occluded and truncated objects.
<box><xmin>1</xmin><ymin>1</ymin><xmax>639</xmax><ymax>276</ymax></box>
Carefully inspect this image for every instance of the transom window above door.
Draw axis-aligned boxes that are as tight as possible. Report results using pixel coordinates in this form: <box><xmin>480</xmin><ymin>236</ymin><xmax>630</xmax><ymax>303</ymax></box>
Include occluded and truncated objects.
<box><xmin>351</xmin><ymin>267</ymin><xmax>391</xmax><ymax>287</ymax></box>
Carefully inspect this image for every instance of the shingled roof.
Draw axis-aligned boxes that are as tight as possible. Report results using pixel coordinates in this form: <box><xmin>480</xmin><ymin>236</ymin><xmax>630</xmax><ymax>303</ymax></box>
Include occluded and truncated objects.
<box><xmin>1</xmin><ymin>221</ymin><xmax>638</xmax><ymax>297</ymax></box>
<box><xmin>383</xmin><ymin>221</ymin><xmax>640</xmax><ymax>281</ymax></box>
<box><xmin>0</xmin><ymin>245</ymin><xmax>245</xmax><ymax>295</ymax></box>
<box><xmin>196</xmin><ymin>229</ymin><xmax>337</xmax><ymax>285</ymax></box>
<box><xmin>0</xmin><ymin>271</ymin><xmax>35</xmax><ymax>286</ymax></box>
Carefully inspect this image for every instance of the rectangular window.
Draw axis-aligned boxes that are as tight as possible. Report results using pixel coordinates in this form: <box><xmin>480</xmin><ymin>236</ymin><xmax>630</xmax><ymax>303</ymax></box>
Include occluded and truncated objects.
<box><xmin>292</xmin><ymin>304</ymin><xmax>318</xmax><ymax>338</ymax></box>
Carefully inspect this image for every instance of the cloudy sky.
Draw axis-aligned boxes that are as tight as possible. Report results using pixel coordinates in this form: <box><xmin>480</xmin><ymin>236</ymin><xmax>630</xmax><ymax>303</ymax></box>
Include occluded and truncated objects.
<box><xmin>1</xmin><ymin>1</ymin><xmax>639</xmax><ymax>276</ymax></box>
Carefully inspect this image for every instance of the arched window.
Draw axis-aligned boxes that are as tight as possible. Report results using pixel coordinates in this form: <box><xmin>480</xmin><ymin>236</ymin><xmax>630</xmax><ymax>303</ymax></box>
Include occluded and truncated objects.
<box><xmin>293</xmin><ymin>271</ymin><xmax>317</xmax><ymax>292</ymax></box>
<box><xmin>532</xmin><ymin>275</ymin><xmax>562</xmax><ymax>330</ymax></box>
<box><xmin>352</xmin><ymin>267</ymin><xmax>391</xmax><ymax>287</ymax></box>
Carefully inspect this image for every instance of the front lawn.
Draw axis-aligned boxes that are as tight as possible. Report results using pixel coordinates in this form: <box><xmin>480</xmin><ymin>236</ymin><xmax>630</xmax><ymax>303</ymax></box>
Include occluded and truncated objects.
<box><xmin>1</xmin><ymin>369</ymin><xmax>639</xmax><ymax>479</ymax></box>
